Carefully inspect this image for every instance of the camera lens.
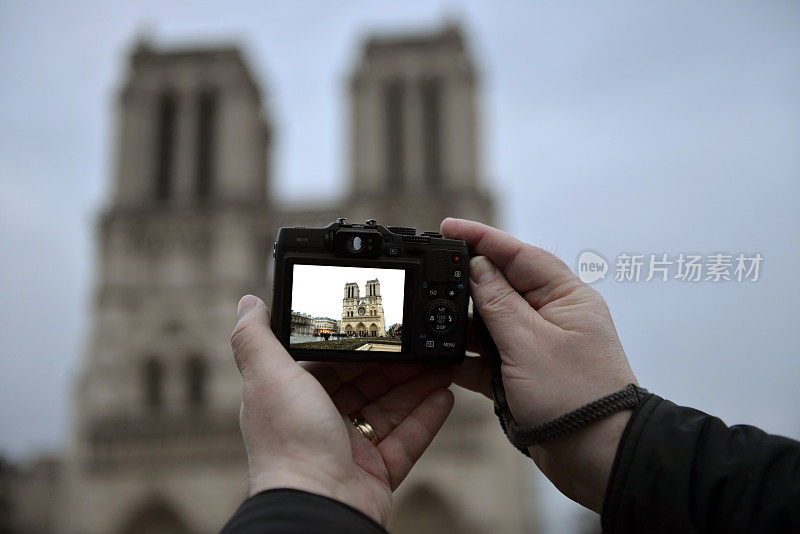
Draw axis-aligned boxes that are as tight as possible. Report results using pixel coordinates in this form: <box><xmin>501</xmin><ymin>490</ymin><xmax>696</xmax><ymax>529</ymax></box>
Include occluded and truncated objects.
<box><xmin>348</xmin><ymin>236</ymin><xmax>363</xmax><ymax>253</ymax></box>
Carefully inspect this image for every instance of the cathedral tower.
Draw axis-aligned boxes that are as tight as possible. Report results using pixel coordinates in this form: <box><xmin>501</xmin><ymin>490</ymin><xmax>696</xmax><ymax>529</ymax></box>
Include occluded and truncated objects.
<box><xmin>65</xmin><ymin>41</ymin><xmax>272</xmax><ymax>534</ymax></box>
<box><xmin>346</xmin><ymin>23</ymin><xmax>494</xmax><ymax>229</ymax></box>
<box><xmin>347</xmin><ymin>25</ymin><xmax>529</xmax><ymax>534</ymax></box>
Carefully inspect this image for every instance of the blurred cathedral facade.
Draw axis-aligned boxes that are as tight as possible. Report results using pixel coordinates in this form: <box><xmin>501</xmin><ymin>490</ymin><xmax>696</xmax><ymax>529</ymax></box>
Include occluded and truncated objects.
<box><xmin>6</xmin><ymin>24</ymin><xmax>534</xmax><ymax>534</ymax></box>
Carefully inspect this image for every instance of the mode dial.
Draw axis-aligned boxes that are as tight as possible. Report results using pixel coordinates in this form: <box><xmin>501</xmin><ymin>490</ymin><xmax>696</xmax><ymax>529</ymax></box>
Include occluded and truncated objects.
<box><xmin>387</xmin><ymin>226</ymin><xmax>417</xmax><ymax>236</ymax></box>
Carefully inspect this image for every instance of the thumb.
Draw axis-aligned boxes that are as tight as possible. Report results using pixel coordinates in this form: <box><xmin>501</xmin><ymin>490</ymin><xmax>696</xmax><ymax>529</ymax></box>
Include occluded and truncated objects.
<box><xmin>230</xmin><ymin>295</ymin><xmax>296</xmax><ymax>381</ymax></box>
<box><xmin>469</xmin><ymin>256</ymin><xmax>537</xmax><ymax>355</ymax></box>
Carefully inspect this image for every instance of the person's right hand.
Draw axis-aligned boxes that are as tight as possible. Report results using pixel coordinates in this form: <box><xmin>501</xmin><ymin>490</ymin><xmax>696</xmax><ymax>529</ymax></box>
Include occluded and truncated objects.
<box><xmin>441</xmin><ymin>218</ymin><xmax>638</xmax><ymax>513</ymax></box>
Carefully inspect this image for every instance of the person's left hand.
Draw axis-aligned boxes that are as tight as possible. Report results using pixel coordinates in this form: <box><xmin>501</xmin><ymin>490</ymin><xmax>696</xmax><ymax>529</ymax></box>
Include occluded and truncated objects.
<box><xmin>230</xmin><ymin>295</ymin><xmax>455</xmax><ymax>526</ymax></box>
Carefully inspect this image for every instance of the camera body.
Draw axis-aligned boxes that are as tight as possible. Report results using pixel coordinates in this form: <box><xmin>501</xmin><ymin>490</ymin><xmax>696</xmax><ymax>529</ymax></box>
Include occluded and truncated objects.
<box><xmin>271</xmin><ymin>218</ymin><xmax>469</xmax><ymax>364</ymax></box>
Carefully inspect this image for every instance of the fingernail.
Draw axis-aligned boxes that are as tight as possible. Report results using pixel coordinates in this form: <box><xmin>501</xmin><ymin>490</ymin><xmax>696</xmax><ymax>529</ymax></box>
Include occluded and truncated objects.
<box><xmin>470</xmin><ymin>256</ymin><xmax>497</xmax><ymax>284</ymax></box>
<box><xmin>440</xmin><ymin>217</ymin><xmax>453</xmax><ymax>236</ymax></box>
<box><xmin>237</xmin><ymin>295</ymin><xmax>259</xmax><ymax>319</ymax></box>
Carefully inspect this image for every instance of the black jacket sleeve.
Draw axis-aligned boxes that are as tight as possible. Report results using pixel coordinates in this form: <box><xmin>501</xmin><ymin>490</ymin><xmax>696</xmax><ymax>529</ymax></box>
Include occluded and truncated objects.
<box><xmin>220</xmin><ymin>488</ymin><xmax>387</xmax><ymax>534</ymax></box>
<box><xmin>602</xmin><ymin>394</ymin><xmax>800</xmax><ymax>533</ymax></box>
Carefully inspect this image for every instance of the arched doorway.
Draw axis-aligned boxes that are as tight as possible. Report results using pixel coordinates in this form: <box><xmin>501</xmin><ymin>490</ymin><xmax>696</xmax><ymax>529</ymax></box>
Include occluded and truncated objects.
<box><xmin>389</xmin><ymin>484</ymin><xmax>464</xmax><ymax>534</ymax></box>
<box><xmin>345</xmin><ymin>324</ymin><xmax>354</xmax><ymax>337</ymax></box>
<box><xmin>119</xmin><ymin>501</ymin><xmax>191</xmax><ymax>534</ymax></box>
<box><xmin>356</xmin><ymin>322</ymin><xmax>366</xmax><ymax>337</ymax></box>
<box><xmin>369</xmin><ymin>323</ymin><xmax>379</xmax><ymax>336</ymax></box>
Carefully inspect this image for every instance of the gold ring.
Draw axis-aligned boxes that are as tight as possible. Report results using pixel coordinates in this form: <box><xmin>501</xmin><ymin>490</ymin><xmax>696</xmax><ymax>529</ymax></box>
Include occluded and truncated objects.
<box><xmin>349</xmin><ymin>413</ymin><xmax>380</xmax><ymax>446</ymax></box>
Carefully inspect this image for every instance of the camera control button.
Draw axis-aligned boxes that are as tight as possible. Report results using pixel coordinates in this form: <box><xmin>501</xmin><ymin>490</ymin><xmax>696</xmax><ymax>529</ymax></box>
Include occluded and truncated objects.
<box><xmin>425</xmin><ymin>300</ymin><xmax>458</xmax><ymax>336</ymax></box>
<box><xmin>452</xmin><ymin>269</ymin><xmax>464</xmax><ymax>280</ymax></box>
<box><xmin>445</xmin><ymin>285</ymin><xmax>459</xmax><ymax>299</ymax></box>
<box><xmin>387</xmin><ymin>246</ymin><xmax>401</xmax><ymax>256</ymax></box>
<box><xmin>451</xmin><ymin>252</ymin><xmax>463</xmax><ymax>264</ymax></box>
<box><xmin>427</xmin><ymin>287</ymin><xmax>440</xmax><ymax>298</ymax></box>
<box><xmin>387</xmin><ymin>226</ymin><xmax>417</xmax><ymax>236</ymax></box>
<box><xmin>424</xmin><ymin>340</ymin><xmax>436</xmax><ymax>349</ymax></box>
<box><xmin>441</xmin><ymin>341</ymin><xmax>456</xmax><ymax>351</ymax></box>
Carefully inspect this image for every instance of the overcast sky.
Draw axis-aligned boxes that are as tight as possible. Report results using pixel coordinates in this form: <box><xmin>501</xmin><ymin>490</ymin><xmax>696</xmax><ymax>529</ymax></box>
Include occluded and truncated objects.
<box><xmin>1</xmin><ymin>1</ymin><xmax>798</xmax><ymax>532</ymax></box>
<box><xmin>291</xmin><ymin>265</ymin><xmax>405</xmax><ymax>327</ymax></box>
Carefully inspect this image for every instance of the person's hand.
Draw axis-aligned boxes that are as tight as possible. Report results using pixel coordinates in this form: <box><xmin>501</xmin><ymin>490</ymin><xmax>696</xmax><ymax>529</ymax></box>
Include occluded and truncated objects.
<box><xmin>441</xmin><ymin>218</ymin><xmax>638</xmax><ymax>513</ymax></box>
<box><xmin>230</xmin><ymin>295</ymin><xmax>454</xmax><ymax>526</ymax></box>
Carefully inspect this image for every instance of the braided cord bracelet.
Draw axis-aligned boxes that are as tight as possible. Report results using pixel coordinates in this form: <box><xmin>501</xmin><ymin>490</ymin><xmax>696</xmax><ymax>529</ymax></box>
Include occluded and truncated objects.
<box><xmin>494</xmin><ymin>382</ymin><xmax>650</xmax><ymax>454</ymax></box>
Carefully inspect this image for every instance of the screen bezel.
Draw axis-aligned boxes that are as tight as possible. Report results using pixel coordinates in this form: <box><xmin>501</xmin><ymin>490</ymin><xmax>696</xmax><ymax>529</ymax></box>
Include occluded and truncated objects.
<box><xmin>280</xmin><ymin>257</ymin><xmax>418</xmax><ymax>361</ymax></box>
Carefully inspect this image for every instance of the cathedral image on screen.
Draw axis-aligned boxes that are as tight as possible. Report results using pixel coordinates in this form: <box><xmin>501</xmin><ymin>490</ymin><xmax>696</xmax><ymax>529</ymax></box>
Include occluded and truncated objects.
<box><xmin>340</xmin><ymin>279</ymin><xmax>389</xmax><ymax>338</ymax></box>
<box><xmin>290</xmin><ymin>265</ymin><xmax>404</xmax><ymax>352</ymax></box>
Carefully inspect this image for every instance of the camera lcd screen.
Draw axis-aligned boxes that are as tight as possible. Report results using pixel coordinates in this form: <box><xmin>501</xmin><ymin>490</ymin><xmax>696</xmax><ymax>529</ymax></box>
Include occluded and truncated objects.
<box><xmin>289</xmin><ymin>264</ymin><xmax>406</xmax><ymax>352</ymax></box>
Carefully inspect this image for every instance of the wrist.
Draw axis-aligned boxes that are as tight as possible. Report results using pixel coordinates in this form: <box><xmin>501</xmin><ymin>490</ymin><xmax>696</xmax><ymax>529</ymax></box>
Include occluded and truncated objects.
<box><xmin>248</xmin><ymin>466</ymin><xmax>389</xmax><ymax>526</ymax></box>
<box><xmin>529</xmin><ymin>409</ymin><xmax>632</xmax><ymax>513</ymax></box>
<box><xmin>249</xmin><ymin>467</ymin><xmax>346</xmax><ymax>501</ymax></box>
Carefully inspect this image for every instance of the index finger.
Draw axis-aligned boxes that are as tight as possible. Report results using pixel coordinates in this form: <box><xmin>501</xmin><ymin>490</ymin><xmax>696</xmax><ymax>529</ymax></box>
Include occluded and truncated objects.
<box><xmin>440</xmin><ymin>218</ymin><xmax>575</xmax><ymax>294</ymax></box>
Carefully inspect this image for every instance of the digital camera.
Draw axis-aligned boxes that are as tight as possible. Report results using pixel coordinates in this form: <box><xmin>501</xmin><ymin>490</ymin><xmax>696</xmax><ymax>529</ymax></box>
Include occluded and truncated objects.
<box><xmin>270</xmin><ymin>218</ymin><xmax>469</xmax><ymax>364</ymax></box>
